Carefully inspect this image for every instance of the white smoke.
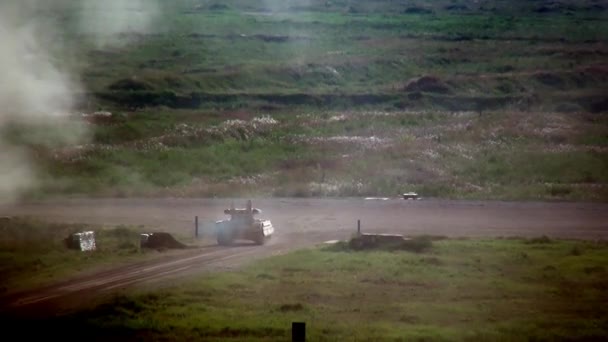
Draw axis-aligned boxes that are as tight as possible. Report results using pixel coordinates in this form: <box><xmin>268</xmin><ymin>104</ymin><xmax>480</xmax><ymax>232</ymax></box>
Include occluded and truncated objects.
<box><xmin>0</xmin><ymin>3</ymin><xmax>77</xmax><ymax>121</ymax></box>
<box><xmin>0</xmin><ymin>0</ymin><xmax>161</xmax><ymax>203</ymax></box>
<box><xmin>0</xmin><ymin>1</ymin><xmax>79</xmax><ymax>203</ymax></box>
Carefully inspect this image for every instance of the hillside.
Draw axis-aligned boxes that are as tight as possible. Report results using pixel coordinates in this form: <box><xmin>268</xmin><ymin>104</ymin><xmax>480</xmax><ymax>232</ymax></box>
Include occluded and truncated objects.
<box><xmin>2</xmin><ymin>0</ymin><xmax>607</xmax><ymax>201</ymax></box>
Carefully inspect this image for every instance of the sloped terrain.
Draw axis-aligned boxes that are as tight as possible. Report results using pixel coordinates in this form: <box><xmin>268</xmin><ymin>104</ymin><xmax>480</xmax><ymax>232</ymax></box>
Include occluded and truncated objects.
<box><xmin>4</xmin><ymin>0</ymin><xmax>607</xmax><ymax>200</ymax></box>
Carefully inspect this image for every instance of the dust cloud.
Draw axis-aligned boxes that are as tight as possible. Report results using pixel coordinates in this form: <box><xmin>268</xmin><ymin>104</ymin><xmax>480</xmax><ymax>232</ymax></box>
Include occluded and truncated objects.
<box><xmin>0</xmin><ymin>1</ymin><xmax>79</xmax><ymax>203</ymax></box>
<box><xmin>0</xmin><ymin>0</ymin><xmax>161</xmax><ymax>203</ymax></box>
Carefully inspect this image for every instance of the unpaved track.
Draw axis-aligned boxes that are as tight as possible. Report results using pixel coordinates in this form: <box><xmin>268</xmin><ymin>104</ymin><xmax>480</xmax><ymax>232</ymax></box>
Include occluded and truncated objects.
<box><xmin>1</xmin><ymin>197</ymin><xmax>607</xmax><ymax>316</ymax></box>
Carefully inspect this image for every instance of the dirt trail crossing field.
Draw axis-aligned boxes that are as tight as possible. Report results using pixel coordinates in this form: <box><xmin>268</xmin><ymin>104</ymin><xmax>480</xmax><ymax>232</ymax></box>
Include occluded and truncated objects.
<box><xmin>1</xmin><ymin>198</ymin><xmax>607</xmax><ymax>316</ymax></box>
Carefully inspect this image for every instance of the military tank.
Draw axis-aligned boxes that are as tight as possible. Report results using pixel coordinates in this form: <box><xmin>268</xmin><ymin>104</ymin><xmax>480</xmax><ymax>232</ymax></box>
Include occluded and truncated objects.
<box><xmin>215</xmin><ymin>200</ymin><xmax>274</xmax><ymax>245</ymax></box>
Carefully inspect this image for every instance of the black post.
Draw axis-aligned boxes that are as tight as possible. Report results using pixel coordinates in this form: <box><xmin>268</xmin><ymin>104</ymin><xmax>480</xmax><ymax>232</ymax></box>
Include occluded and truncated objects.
<box><xmin>292</xmin><ymin>322</ymin><xmax>305</xmax><ymax>342</ymax></box>
<box><xmin>195</xmin><ymin>216</ymin><xmax>199</xmax><ymax>238</ymax></box>
<box><xmin>357</xmin><ymin>219</ymin><xmax>361</xmax><ymax>236</ymax></box>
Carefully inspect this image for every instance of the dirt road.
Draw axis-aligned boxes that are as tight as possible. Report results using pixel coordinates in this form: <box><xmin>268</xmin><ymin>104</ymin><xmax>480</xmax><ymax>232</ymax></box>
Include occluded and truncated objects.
<box><xmin>1</xmin><ymin>197</ymin><xmax>607</xmax><ymax>316</ymax></box>
<box><xmin>3</xmin><ymin>197</ymin><xmax>607</xmax><ymax>238</ymax></box>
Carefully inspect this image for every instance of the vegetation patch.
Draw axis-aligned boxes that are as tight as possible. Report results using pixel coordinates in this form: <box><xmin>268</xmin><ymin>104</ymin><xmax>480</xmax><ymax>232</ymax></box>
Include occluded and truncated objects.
<box><xmin>0</xmin><ymin>218</ymin><xmax>172</xmax><ymax>292</ymax></box>
<box><xmin>6</xmin><ymin>0</ymin><xmax>608</xmax><ymax>201</ymax></box>
<box><xmin>345</xmin><ymin>235</ymin><xmax>434</xmax><ymax>252</ymax></box>
<box><xmin>8</xmin><ymin>238</ymin><xmax>607</xmax><ymax>341</ymax></box>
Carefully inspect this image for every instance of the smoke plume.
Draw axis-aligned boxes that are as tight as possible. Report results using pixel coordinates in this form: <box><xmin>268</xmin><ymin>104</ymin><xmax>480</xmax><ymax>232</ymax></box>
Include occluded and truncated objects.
<box><xmin>0</xmin><ymin>2</ymin><xmax>77</xmax><ymax>202</ymax></box>
<box><xmin>0</xmin><ymin>0</ymin><xmax>160</xmax><ymax>203</ymax></box>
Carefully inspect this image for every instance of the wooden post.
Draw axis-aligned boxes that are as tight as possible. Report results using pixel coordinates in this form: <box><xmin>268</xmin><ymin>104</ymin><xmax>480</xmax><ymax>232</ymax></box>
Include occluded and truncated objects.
<box><xmin>195</xmin><ymin>216</ymin><xmax>199</xmax><ymax>238</ymax></box>
<box><xmin>292</xmin><ymin>322</ymin><xmax>305</xmax><ymax>342</ymax></box>
<box><xmin>357</xmin><ymin>219</ymin><xmax>361</xmax><ymax>236</ymax></box>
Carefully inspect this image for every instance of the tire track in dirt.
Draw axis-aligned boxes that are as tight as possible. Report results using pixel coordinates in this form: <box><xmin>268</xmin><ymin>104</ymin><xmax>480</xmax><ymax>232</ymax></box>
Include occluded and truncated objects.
<box><xmin>0</xmin><ymin>229</ymin><xmax>318</xmax><ymax>317</ymax></box>
<box><xmin>1</xmin><ymin>245</ymin><xmax>276</xmax><ymax>317</ymax></box>
<box><xmin>23</xmin><ymin>250</ymin><xmax>253</xmax><ymax>304</ymax></box>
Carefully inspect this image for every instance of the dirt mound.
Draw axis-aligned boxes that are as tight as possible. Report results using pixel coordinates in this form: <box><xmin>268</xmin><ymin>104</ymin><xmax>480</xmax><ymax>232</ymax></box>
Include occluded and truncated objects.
<box><xmin>142</xmin><ymin>232</ymin><xmax>187</xmax><ymax>249</ymax></box>
<box><xmin>404</xmin><ymin>76</ymin><xmax>450</xmax><ymax>94</ymax></box>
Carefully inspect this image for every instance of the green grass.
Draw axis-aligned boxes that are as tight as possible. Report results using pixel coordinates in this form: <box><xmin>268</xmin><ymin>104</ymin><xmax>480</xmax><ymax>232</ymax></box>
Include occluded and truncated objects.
<box><xmin>10</xmin><ymin>0</ymin><xmax>608</xmax><ymax>201</ymax></box>
<box><xmin>17</xmin><ymin>237</ymin><xmax>608</xmax><ymax>341</ymax></box>
<box><xmin>56</xmin><ymin>0</ymin><xmax>607</xmax><ymax>103</ymax></box>
<box><xmin>43</xmin><ymin>136</ymin><xmax>308</xmax><ymax>195</ymax></box>
<box><xmin>22</xmin><ymin>107</ymin><xmax>606</xmax><ymax>201</ymax></box>
<box><xmin>458</xmin><ymin>150</ymin><xmax>608</xmax><ymax>185</ymax></box>
<box><xmin>0</xmin><ymin>218</ymin><xmax>184</xmax><ymax>292</ymax></box>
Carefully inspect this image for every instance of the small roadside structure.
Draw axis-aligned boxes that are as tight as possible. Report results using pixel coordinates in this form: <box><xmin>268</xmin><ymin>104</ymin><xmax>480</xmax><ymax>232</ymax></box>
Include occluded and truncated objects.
<box><xmin>349</xmin><ymin>233</ymin><xmax>409</xmax><ymax>250</ymax></box>
<box><xmin>345</xmin><ymin>220</ymin><xmax>432</xmax><ymax>252</ymax></box>
<box><xmin>66</xmin><ymin>231</ymin><xmax>96</xmax><ymax>251</ymax></box>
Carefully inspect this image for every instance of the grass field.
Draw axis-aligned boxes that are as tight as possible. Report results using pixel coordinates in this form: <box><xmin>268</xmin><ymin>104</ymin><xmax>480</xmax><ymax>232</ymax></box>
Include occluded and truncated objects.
<box><xmin>5</xmin><ymin>0</ymin><xmax>608</xmax><ymax>201</ymax></box>
<box><xmin>15</xmin><ymin>237</ymin><xmax>608</xmax><ymax>341</ymax></box>
<box><xmin>30</xmin><ymin>109</ymin><xmax>608</xmax><ymax>201</ymax></box>
<box><xmin>0</xmin><ymin>218</ymin><xmax>198</xmax><ymax>293</ymax></box>
<box><xmin>75</xmin><ymin>0</ymin><xmax>608</xmax><ymax>108</ymax></box>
